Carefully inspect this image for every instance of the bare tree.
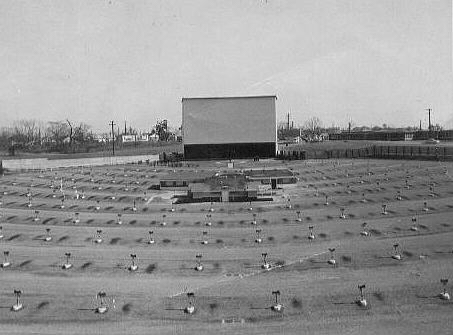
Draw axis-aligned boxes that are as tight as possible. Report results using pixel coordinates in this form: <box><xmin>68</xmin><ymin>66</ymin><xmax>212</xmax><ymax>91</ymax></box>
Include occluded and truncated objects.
<box><xmin>73</xmin><ymin>122</ymin><xmax>93</xmax><ymax>144</ymax></box>
<box><xmin>46</xmin><ymin>121</ymin><xmax>70</xmax><ymax>149</ymax></box>
<box><xmin>66</xmin><ymin>119</ymin><xmax>73</xmax><ymax>147</ymax></box>
<box><xmin>12</xmin><ymin>119</ymin><xmax>42</xmax><ymax>146</ymax></box>
<box><xmin>304</xmin><ymin>117</ymin><xmax>323</xmax><ymax>135</ymax></box>
<box><xmin>154</xmin><ymin>119</ymin><xmax>170</xmax><ymax>141</ymax></box>
<box><xmin>0</xmin><ymin>127</ymin><xmax>13</xmax><ymax>150</ymax></box>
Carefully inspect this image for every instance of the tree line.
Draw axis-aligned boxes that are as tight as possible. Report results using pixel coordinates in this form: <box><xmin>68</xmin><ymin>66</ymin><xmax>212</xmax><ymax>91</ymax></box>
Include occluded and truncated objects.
<box><xmin>278</xmin><ymin>116</ymin><xmax>326</xmax><ymax>141</ymax></box>
<box><xmin>0</xmin><ymin>118</ymin><xmax>181</xmax><ymax>156</ymax></box>
<box><xmin>0</xmin><ymin>119</ymin><xmax>95</xmax><ymax>155</ymax></box>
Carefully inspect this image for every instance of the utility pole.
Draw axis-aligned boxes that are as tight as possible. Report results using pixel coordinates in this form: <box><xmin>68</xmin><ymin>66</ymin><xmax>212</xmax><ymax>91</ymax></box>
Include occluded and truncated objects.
<box><xmin>425</xmin><ymin>108</ymin><xmax>432</xmax><ymax>132</ymax></box>
<box><xmin>287</xmin><ymin>112</ymin><xmax>290</xmax><ymax>130</ymax></box>
<box><xmin>348</xmin><ymin>121</ymin><xmax>352</xmax><ymax>141</ymax></box>
<box><xmin>109</xmin><ymin>121</ymin><xmax>115</xmax><ymax>156</ymax></box>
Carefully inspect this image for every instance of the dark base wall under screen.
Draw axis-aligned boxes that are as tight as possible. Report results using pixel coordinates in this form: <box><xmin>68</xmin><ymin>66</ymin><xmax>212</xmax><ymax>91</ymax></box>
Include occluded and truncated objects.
<box><xmin>183</xmin><ymin>142</ymin><xmax>276</xmax><ymax>160</ymax></box>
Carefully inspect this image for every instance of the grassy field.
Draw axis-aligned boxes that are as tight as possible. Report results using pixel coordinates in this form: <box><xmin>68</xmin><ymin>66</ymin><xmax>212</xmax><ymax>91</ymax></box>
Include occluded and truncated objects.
<box><xmin>0</xmin><ymin>142</ymin><xmax>182</xmax><ymax>160</ymax></box>
<box><xmin>279</xmin><ymin>140</ymin><xmax>376</xmax><ymax>151</ymax></box>
<box><xmin>280</xmin><ymin>139</ymin><xmax>453</xmax><ymax>152</ymax></box>
<box><xmin>1</xmin><ymin>157</ymin><xmax>453</xmax><ymax>334</ymax></box>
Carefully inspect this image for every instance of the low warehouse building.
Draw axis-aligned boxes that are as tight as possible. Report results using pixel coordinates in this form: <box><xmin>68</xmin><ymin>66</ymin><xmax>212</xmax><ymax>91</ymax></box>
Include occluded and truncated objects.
<box><xmin>159</xmin><ymin>171</ymin><xmax>212</xmax><ymax>188</ymax></box>
<box><xmin>243</xmin><ymin>168</ymin><xmax>298</xmax><ymax>188</ymax></box>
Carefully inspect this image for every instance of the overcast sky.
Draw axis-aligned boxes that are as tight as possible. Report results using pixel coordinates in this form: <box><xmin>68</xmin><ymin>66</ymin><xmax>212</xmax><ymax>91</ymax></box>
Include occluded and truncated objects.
<box><xmin>0</xmin><ymin>0</ymin><xmax>451</xmax><ymax>132</ymax></box>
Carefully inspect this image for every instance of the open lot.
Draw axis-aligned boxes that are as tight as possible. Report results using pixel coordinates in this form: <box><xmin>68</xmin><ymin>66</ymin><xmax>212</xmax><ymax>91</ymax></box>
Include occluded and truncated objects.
<box><xmin>1</xmin><ymin>158</ymin><xmax>453</xmax><ymax>334</ymax></box>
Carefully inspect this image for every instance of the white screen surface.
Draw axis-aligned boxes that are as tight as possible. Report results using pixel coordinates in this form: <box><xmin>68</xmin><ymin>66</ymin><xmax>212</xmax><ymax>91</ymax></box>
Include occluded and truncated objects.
<box><xmin>182</xmin><ymin>96</ymin><xmax>276</xmax><ymax>145</ymax></box>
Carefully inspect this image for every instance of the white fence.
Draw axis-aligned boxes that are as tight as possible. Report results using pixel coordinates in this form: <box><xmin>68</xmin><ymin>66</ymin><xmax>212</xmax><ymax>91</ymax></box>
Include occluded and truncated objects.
<box><xmin>2</xmin><ymin>154</ymin><xmax>159</xmax><ymax>171</ymax></box>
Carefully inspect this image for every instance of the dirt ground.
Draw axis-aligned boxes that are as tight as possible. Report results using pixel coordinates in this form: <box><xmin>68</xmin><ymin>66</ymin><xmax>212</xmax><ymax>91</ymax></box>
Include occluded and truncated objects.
<box><xmin>1</xmin><ymin>158</ymin><xmax>453</xmax><ymax>334</ymax></box>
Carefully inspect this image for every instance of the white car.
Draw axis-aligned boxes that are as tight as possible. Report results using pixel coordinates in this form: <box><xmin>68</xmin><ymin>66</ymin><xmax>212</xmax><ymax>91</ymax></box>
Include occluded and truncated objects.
<box><xmin>425</xmin><ymin>138</ymin><xmax>440</xmax><ymax>144</ymax></box>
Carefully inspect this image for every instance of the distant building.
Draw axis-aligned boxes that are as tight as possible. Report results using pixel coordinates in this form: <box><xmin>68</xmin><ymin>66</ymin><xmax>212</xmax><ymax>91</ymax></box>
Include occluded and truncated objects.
<box><xmin>94</xmin><ymin>134</ymin><xmax>109</xmax><ymax>143</ymax></box>
<box><xmin>122</xmin><ymin>135</ymin><xmax>136</xmax><ymax>143</ymax></box>
<box><xmin>279</xmin><ymin>136</ymin><xmax>304</xmax><ymax>146</ymax></box>
<box><xmin>136</xmin><ymin>134</ymin><xmax>148</xmax><ymax>142</ymax></box>
<box><xmin>149</xmin><ymin>133</ymin><xmax>159</xmax><ymax>142</ymax></box>
<box><xmin>182</xmin><ymin>96</ymin><xmax>277</xmax><ymax>160</ymax></box>
<box><xmin>329</xmin><ymin>130</ymin><xmax>415</xmax><ymax>141</ymax></box>
<box><xmin>121</xmin><ymin>134</ymin><xmax>153</xmax><ymax>143</ymax></box>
